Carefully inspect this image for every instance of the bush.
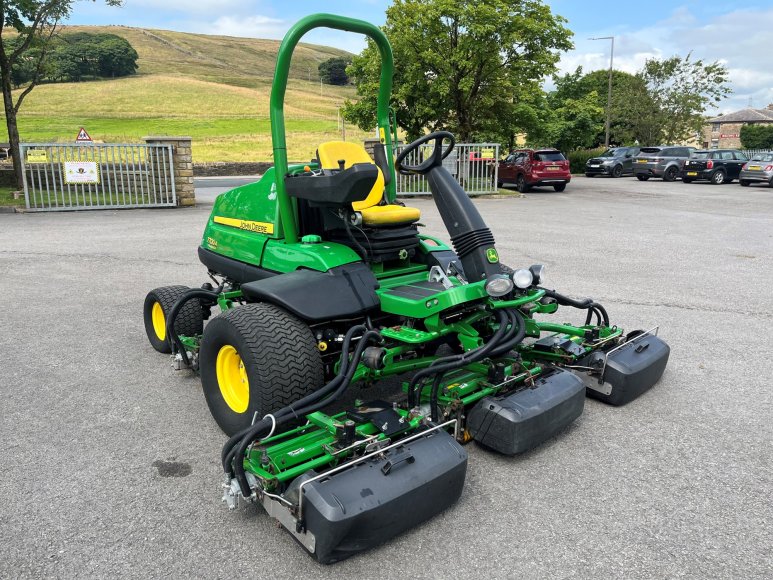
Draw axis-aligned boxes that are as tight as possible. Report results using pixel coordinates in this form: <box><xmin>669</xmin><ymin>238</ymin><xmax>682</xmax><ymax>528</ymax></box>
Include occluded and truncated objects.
<box><xmin>740</xmin><ymin>124</ymin><xmax>773</xmax><ymax>149</ymax></box>
<box><xmin>567</xmin><ymin>148</ymin><xmax>605</xmax><ymax>174</ymax></box>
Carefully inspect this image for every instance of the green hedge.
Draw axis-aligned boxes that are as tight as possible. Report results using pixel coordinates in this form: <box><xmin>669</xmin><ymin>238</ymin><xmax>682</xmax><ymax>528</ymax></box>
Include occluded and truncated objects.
<box><xmin>740</xmin><ymin>124</ymin><xmax>773</xmax><ymax>149</ymax></box>
<box><xmin>567</xmin><ymin>148</ymin><xmax>605</xmax><ymax>174</ymax></box>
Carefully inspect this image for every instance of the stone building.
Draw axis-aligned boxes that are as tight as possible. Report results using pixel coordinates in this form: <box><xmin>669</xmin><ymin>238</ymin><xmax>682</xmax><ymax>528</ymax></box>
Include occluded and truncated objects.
<box><xmin>702</xmin><ymin>105</ymin><xmax>773</xmax><ymax>149</ymax></box>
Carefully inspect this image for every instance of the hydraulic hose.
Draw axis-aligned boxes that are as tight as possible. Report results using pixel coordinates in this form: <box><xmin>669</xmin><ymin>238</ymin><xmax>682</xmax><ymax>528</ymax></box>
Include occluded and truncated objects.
<box><xmin>541</xmin><ymin>288</ymin><xmax>610</xmax><ymax>327</ymax></box>
<box><xmin>409</xmin><ymin>309</ymin><xmax>509</xmax><ymax>408</ymax></box>
<box><xmin>221</xmin><ymin>324</ymin><xmax>365</xmax><ymax>473</ymax></box>
<box><xmin>165</xmin><ymin>288</ymin><xmax>219</xmax><ymax>366</ymax></box>
<box><xmin>229</xmin><ymin>328</ymin><xmax>382</xmax><ymax>497</ymax></box>
<box><xmin>428</xmin><ymin>309</ymin><xmax>527</xmax><ymax>421</ymax></box>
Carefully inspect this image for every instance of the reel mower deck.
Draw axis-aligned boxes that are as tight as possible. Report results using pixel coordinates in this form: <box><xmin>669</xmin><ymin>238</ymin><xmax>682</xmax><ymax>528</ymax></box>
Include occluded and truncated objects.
<box><xmin>142</xmin><ymin>13</ymin><xmax>670</xmax><ymax>563</ymax></box>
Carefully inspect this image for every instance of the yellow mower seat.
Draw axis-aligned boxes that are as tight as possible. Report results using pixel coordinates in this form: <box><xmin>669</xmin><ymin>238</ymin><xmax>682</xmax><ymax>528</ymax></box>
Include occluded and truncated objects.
<box><xmin>317</xmin><ymin>141</ymin><xmax>421</xmax><ymax>227</ymax></box>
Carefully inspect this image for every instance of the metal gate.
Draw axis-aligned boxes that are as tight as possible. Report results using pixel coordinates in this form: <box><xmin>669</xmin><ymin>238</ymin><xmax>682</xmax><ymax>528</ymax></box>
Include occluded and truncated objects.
<box><xmin>20</xmin><ymin>143</ymin><xmax>176</xmax><ymax>211</ymax></box>
<box><xmin>395</xmin><ymin>142</ymin><xmax>499</xmax><ymax>196</ymax></box>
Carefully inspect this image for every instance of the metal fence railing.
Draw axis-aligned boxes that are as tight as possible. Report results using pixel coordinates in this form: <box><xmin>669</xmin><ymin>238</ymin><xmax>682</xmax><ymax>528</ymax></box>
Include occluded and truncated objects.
<box><xmin>395</xmin><ymin>143</ymin><xmax>499</xmax><ymax>196</ymax></box>
<box><xmin>20</xmin><ymin>143</ymin><xmax>176</xmax><ymax>211</ymax></box>
<box><xmin>741</xmin><ymin>149</ymin><xmax>773</xmax><ymax>159</ymax></box>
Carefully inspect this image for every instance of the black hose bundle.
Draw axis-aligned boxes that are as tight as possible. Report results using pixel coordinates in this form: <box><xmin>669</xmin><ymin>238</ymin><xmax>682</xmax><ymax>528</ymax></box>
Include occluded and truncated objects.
<box><xmin>223</xmin><ymin>325</ymin><xmax>382</xmax><ymax>497</ymax></box>
<box><xmin>165</xmin><ymin>288</ymin><xmax>220</xmax><ymax>366</ymax></box>
<box><xmin>541</xmin><ymin>288</ymin><xmax>610</xmax><ymax>327</ymax></box>
<box><xmin>425</xmin><ymin>309</ymin><xmax>527</xmax><ymax>421</ymax></box>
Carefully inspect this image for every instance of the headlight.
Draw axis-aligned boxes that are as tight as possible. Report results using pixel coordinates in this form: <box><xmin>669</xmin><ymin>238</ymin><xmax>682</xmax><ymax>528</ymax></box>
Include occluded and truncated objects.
<box><xmin>485</xmin><ymin>275</ymin><xmax>514</xmax><ymax>297</ymax></box>
<box><xmin>512</xmin><ymin>268</ymin><xmax>533</xmax><ymax>289</ymax></box>
<box><xmin>602</xmin><ymin>160</ymin><xmax>614</xmax><ymax>165</ymax></box>
<box><xmin>529</xmin><ymin>264</ymin><xmax>545</xmax><ymax>285</ymax></box>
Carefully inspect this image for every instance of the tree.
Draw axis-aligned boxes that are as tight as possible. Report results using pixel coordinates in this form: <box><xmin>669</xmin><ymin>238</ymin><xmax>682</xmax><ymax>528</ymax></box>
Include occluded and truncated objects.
<box><xmin>0</xmin><ymin>1</ymin><xmax>122</xmax><ymax>190</ymax></box>
<box><xmin>343</xmin><ymin>0</ymin><xmax>573</xmax><ymax>142</ymax></box>
<box><xmin>740</xmin><ymin>124</ymin><xmax>773</xmax><ymax>149</ymax></box>
<box><xmin>641</xmin><ymin>53</ymin><xmax>731</xmax><ymax>144</ymax></box>
<box><xmin>318</xmin><ymin>56</ymin><xmax>351</xmax><ymax>85</ymax></box>
<box><xmin>547</xmin><ymin>67</ymin><xmax>661</xmax><ymax>147</ymax></box>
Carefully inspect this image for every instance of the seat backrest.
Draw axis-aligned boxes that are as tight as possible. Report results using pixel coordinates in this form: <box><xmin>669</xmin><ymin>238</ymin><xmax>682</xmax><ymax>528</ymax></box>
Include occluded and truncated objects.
<box><xmin>317</xmin><ymin>141</ymin><xmax>384</xmax><ymax>211</ymax></box>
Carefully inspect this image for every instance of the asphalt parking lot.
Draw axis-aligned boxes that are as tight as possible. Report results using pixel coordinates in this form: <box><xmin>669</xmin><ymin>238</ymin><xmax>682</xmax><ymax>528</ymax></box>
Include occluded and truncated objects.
<box><xmin>2</xmin><ymin>175</ymin><xmax>772</xmax><ymax>578</ymax></box>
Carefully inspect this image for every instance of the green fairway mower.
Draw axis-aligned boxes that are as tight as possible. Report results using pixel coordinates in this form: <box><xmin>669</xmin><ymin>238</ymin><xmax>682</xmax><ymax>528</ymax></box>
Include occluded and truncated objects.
<box><xmin>143</xmin><ymin>14</ymin><xmax>670</xmax><ymax>563</ymax></box>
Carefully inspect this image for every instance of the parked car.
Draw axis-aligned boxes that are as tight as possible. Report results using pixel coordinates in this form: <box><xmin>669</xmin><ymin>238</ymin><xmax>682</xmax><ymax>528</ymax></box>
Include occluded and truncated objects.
<box><xmin>497</xmin><ymin>148</ymin><xmax>571</xmax><ymax>192</ymax></box>
<box><xmin>682</xmin><ymin>149</ymin><xmax>748</xmax><ymax>184</ymax></box>
<box><xmin>739</xmin><ymin>152</ymin><xmax>773</xmax><ymax>187</ymax></box>
<box><xmin>633</xmin><ymin>146</ymin><xmax>695</xmax><ymax>182</ymax></box>
<box><xmin>585</xmin><ymin>146</ymin><xmax>640</xmax><ymax>178</ymax></box>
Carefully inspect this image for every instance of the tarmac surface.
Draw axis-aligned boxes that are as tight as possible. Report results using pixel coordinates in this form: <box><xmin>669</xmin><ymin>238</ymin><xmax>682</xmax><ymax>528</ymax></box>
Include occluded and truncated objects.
<box><xmin>1</xmin><ymin>175</ymin><xmax>772</xmax><ymax>578</ymax></box>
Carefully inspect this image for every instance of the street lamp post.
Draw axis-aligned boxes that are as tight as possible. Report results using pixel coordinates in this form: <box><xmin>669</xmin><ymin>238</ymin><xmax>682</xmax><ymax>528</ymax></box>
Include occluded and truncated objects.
<box><xmin>589</xmin><ymin>36</ymin><xmax>614</xmax><ymax>148</ymax></box>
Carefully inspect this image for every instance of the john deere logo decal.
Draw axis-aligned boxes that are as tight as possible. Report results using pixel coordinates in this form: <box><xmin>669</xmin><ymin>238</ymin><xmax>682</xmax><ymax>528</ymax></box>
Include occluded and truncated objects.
<box><xmin>486</xmin><ymin>248</ymin><xmax>499</xmax><ymax>263</ymax></box>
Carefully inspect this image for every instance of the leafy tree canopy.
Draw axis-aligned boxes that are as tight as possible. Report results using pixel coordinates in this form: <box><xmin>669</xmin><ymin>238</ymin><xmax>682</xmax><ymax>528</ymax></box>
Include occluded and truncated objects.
<box><xmin>740</xmin><ymin>124</ymin><xmax>773</xmax><ymax>149</ymax></box>
<box><xmin>343</xmin><ymin>0</ymin><xmax>573</xmax><ymax>142</ymax></box>
<box><xmin>318</xmin><ymin>56</ymin><xmax>351</xmax><ymax>85</ymax></box>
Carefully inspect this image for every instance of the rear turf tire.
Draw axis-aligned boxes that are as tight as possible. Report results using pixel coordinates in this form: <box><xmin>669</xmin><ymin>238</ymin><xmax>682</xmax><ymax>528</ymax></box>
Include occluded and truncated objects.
<box><xmin>612</xmin><ymin>164</ymin><xmax>623</xmax><ymax>178</ymax></box>
<box><xmin>144</xmin><ymin>286</ymin><xmax>203</xmax><ymax>354</ymax></box>
<box><xmin>199</xmin><ymin>303</ymin><xmax>324</xmax><ymax>436</ymax></box>
<box><xmin>663</xmin><ymin>166</ymin><xmax>679</xmax><ymax>182</ymax></box>
<box><xmin>636</xmin><ymin>175</ymin><xmax>649</xmax><ymax>181</ymax></box>
<box><xmin>553</xmin><ymin>183</ymin><xmax>567</xmax><ymax>192</ymax></box>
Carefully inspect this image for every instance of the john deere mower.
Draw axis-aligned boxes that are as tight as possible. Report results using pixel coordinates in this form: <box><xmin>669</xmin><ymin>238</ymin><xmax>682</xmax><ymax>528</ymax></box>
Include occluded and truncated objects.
<box><xmin>143</xmin><ymin>14</ymin><xmax>670</xmax><ymax>564</ymax></box>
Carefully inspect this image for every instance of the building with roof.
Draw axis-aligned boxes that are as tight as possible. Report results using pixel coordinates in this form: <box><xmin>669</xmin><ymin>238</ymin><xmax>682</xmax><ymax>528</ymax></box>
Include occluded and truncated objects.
<box><xmin>702</xmin><ymin>105</ymin><xmax>773</xmax><ymax>149</ymax></box>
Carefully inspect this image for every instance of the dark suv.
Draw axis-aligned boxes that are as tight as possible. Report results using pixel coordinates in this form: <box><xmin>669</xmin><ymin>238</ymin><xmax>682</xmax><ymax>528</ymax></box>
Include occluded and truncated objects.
<box><xmin>497</xmin><ymin>149</ymin><xmax>571</xmax><ymax>192</ymax></box>
<box><xmin>585</xmin><ymin>146</ymin><xmax>640</xmax><ymax>178</ymax></box>
<box><xmin>681</xmin><ymin>149</ymin><xmax>748</xmax><ymax>184</ymax></box>
<box><xmin>633</xmin><ymin>146</ymin><xmax>695</xmax><ymax>181</ymax></box>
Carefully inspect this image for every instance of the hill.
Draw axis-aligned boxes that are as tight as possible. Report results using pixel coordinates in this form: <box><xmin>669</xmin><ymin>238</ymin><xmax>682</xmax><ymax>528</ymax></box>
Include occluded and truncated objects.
<box><xmin>1</xmin><ymin>25</ymin><xmax>370</xmax><ymax>162</ymax></box>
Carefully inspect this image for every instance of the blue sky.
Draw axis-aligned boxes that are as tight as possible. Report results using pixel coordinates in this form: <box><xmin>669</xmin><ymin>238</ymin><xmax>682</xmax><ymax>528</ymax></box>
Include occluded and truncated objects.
<box><xmin>69</xmin><ymin>0</ymin><xmax>773</xmax><ymax>113</ymax></box>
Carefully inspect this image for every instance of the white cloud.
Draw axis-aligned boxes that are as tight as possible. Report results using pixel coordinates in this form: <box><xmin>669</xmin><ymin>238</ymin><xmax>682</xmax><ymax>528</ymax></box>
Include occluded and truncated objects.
<box><xmin>208</xmin><ymin>15</ymin><xmax>287</xmax><ymax>39</ymax></box>
<box><xmin>558</xmin><ymin>6</ymin><xmax>773</xmax><ymax>113</ymax></box>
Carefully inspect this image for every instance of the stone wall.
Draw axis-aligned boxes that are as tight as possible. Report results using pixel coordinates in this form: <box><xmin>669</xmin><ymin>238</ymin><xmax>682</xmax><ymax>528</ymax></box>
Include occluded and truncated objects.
<box><xmin>143</xmin><ymin>136</ymin><xmax>195</xmax><ymax>206</ymax></box>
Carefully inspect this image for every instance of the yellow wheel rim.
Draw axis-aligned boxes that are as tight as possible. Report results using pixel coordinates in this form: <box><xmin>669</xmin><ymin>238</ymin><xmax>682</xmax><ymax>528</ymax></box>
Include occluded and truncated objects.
<box><xmin>216</xmin><ymin>345</ymin><xmax>249</xmax><ymax>413</ymax></box>
<box><xmin>151</xmin><ymin>302</ymin><xmax>166</xmax><ymax>341</ymax></box>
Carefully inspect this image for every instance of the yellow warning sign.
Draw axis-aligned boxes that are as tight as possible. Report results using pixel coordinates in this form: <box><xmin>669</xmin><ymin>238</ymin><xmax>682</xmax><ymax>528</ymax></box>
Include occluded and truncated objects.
<box><xmin>481</xmin><ymin>148</ymin><xmax>495</xmax><ymax>159</ymax></box>
<box><xmin>27</xmin><ymin>149</ymin><xmax>48</xmax><ymax>164</ymax></box>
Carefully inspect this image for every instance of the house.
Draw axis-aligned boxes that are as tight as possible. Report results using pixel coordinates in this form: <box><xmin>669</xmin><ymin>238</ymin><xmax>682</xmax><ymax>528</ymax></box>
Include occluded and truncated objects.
<box><xmin>702</xmin><ymin>105</ymin><xmax>773</xmax><ymax>149</ymax></box>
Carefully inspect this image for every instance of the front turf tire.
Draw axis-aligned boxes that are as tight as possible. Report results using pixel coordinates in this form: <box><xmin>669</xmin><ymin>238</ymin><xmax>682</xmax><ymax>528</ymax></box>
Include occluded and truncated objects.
<box><xmin>199</xmin><ymin>303</ymin><xmax>324</xmax><ymax>436</ymax></box>
<box><xmin>144</xmin><ymin>286</ymin><xmax>203</xmax><ymax>354</ymax></box>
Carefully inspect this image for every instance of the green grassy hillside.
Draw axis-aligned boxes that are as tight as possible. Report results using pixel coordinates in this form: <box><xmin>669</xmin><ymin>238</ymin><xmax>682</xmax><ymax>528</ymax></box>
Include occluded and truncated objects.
<box><xmin>2</xmin><ymin>25</ymin><xmax>371</xmax><ymax>162</ymax></box>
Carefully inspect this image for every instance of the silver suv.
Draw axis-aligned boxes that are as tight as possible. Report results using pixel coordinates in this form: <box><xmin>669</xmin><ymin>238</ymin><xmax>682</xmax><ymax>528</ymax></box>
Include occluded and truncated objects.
<box><xmin>633</xmin><ymin>146</ymin><xmax>695</xmax><ymax>182</ymax></box>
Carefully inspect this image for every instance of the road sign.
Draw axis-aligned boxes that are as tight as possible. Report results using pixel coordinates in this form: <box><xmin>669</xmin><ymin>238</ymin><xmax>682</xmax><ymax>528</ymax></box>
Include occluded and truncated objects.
<box><xmin>76</xmin><ymin>127</ymin><xmax>93</xmax><ymax>142</ymax></box>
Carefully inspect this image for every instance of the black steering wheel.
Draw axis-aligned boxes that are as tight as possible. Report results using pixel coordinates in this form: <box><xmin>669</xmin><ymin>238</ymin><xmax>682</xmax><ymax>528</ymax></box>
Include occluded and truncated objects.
<box><xmin>395</xmin><ymin>131</ymin><xmax>456</xmax><ymax>175</ymax></box>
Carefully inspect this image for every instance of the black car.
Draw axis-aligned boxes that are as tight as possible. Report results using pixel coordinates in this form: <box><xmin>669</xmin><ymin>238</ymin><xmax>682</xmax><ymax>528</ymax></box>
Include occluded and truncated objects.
<box><xmin>682</xmin><ymin>149</ymin><xmax>748</xmax><ymax>184</ymax></box>
<box><xmin>585</xmin><ymin>146</ymin><xmax>640</xmax><ymax>177</ymax></box>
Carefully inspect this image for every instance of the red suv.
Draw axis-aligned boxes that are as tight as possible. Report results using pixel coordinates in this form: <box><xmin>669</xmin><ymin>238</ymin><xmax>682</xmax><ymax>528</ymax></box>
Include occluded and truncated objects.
<box><xmin>497</xmin><ymin>149</ymin><xmax>571</xmax><ymax>192</ymax></box>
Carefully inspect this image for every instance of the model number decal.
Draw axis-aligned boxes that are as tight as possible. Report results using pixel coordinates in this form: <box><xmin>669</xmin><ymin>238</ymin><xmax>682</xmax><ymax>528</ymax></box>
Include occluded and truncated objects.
<box><xmin>214</xmin><ymin>216</ymin><xmax>275</xmax><ymax>235</ymax></box>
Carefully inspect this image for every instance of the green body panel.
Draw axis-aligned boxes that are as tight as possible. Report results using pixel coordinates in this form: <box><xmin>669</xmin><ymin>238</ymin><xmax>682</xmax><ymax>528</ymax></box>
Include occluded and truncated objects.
<box><xmin>376</xmin><ymin>272</ymin><xmax>489</xmax><ymax>318</ymax></box>
<box><xmin>201</xmin><ymin>166</ymin><xmax>364</xmax><ymax>273</ymax></box>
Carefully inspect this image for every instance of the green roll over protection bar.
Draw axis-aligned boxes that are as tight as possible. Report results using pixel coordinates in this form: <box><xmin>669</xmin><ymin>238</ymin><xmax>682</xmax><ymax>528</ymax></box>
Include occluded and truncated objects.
<box><xmin>270</xmin><ymin>14</ymin><xmax>397</xmax><ymax>243</ymax></box>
